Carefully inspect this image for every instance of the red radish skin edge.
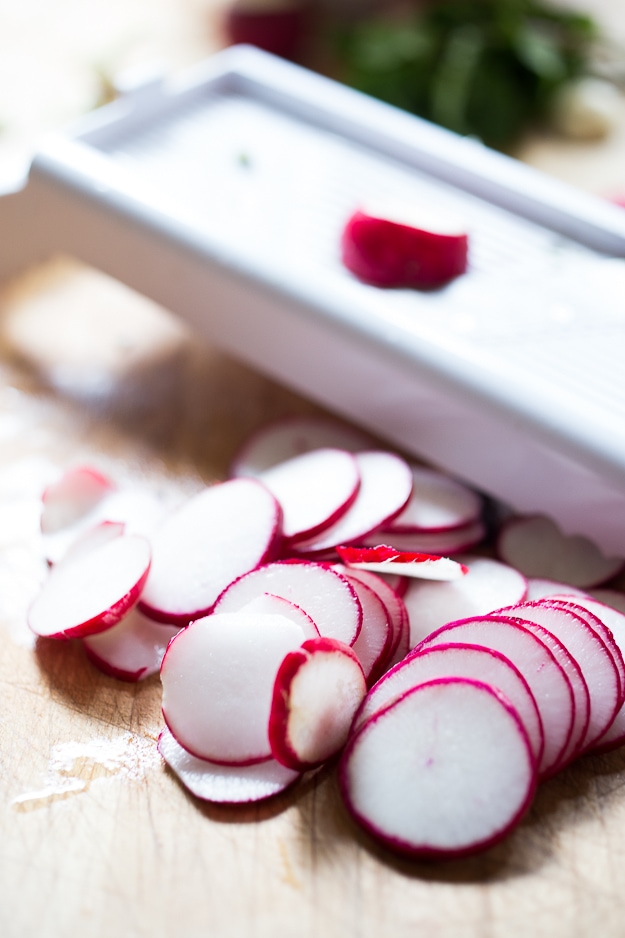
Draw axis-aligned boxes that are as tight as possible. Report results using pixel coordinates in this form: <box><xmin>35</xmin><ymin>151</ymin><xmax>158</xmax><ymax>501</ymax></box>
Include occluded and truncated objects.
<box><xmin>336</xmin><ymin>544</ymin><xmax>468</xmax><ymax>580</ymax></box>
<box><xmin>341</xmin><ymin>210</ymin><xmax>468</xmax><ymax>289</ymax></box>
<box><xmin>339</xmin><ymin>677</ymin><xmax>536</xmax><ymax>859</ymax></box>
<box><xmin>268</xmin><ymin>637</ymin><xmax>366</xmax><ymax>771</ymax></box>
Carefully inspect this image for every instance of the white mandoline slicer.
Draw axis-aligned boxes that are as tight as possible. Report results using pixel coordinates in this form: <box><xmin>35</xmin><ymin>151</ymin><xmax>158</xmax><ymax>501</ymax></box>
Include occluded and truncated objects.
<box><xmin>2</xmin><ymin>44</ymin><xmax>625</xmax><ymax>555</ymax></box>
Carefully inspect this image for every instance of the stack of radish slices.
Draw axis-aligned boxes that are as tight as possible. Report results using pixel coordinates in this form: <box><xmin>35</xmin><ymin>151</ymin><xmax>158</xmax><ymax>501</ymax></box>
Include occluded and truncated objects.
<box><xmin>26</xmin><ymin>414</ymin><xmax>625</xmax><ymax>858</ymax></box>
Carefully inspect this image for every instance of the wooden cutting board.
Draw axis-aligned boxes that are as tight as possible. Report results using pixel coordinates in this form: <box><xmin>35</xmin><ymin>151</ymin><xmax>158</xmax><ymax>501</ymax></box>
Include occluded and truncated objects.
<box><xmin>2</xmin><ymin>2</ymin><xmax>625</xmax><ymax>935</ymax></box>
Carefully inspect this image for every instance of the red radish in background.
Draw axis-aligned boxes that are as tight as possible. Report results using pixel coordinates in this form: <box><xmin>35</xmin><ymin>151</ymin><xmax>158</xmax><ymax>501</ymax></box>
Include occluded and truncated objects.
<box><xmin>40</xmin><ymin>465</ymin><xmax>114</xmax><ymax>534</ymax></box>
<box><xmin>230</xmin><ymin>414</ymin><xmax>374</xmax><ymax>478</ymax></box>
<box><xmin>158</xmin><ymin>727</ymin><xmax>300</xmax><ymax>804</ymax></box>
<box><xmin>336</xmin><ymin>544</ymin><xmax>467</xmax><ymax>581</ymax></box>
<box><xmin>497</xmin><ymin>515</ymin><xmax>625</xmax><ymax>588</ymax></box>
<box><xmin>84</xmin><ymin>607</ymin><xmax>180</xmax><ymax>682</ymax></box>
<box><xmin>139</xmin><ymin>478</ymin><xmax>282</xmax><ymax>626</ymax></box>
<box><xmin>268</xmin><ymin>637</ymin><xmax>367</xmax><ymax>771</ymax></box>
<box><xmin>160</xmin><ymin>610</ymin><xmax>306</xmax><ymax>765</ymax></box>
<box><xmin>258</xmin><ymin>448</ymin><xmax>360</xmax><ymax>541</ymax></box>
<box><xmin>28</xmin><ymin>533</ymin><xmax>151</xmax><ymax>640</ymax></box>
<box><xmin>224</xmin><ymin>0</ymin><xmax>311</xmax><ymax>62</ymax></box>
<box><xmin>339</xmin><ymin>678</ymin><xmax>536</xmax><ymax>858</ymax></box>
<box><xmin>341</xmin><ymin>205</ymin><xmax>468</xmax><ymax>289</ymax></box>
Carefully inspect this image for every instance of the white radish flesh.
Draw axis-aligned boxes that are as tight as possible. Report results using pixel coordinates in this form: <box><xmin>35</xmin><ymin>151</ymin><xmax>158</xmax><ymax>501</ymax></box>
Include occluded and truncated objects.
<box><xmin>268</xmin><ymin>637</ymin><xmax>367</xmax><ymax>771</ymax></box>
<box><xmin>382</xmin><ymin>465</ymin><xmax>482</xmax><ymax>533</ymax></box>
<box><xmin>353</xmin><ymin>642</ymin><xmax>544</xmax><ymax>766</ymax></box>
<box><xmin>139</xmin><ymin>478</ymin><xmax>282</xmax><ymax>625</ymax></box>
<box><xmin>343</xmin><ymin>575</ymin><xmax>392</xmax><ymax>682</ymax></box>
<box><xmin>238</xmin><ymin>593</ymin><xmax>320</xmax><ymax>640</ymax></box>
<box><xmin>158</xmin><ymin>728</ymin><xmax>300</xmax><ymax>804</ymax></box>
<box><xmin>340</xmin><ymin>678</ymin><xmax>535</xmax><ymax>858</ymax></box>
<box><xmin>290</xmin><ymin>451</ymin><xmax>413</xmax><ymax>554</ymax></box>
<box><xmin>28</xmin><ymin>533</ymin><xmax>151</xmax><ymax>640</ymax></box>
<box><xmin>230</xmin><ymin>415</ymin><xmax>375</xmax><ymax>478</ymax></box>
<box><xmin>83</xmin><ymin>608</ymin><xmax>180</xmax><ymax>682</ymax></box>
<box><xmin>417</xmin><ymin>616</ymin><xmax>574</xmax><ymax>779</ymax></box>
<box><xmin>160</xmin><ymin>611</ymin><xmax>306</xmax><ymax>765</ymax></box>
<box><xmin>403</xmin><ymin>555</ymin><xmax>527</xmax><ymax>648</ymax></box>
<box><xmin>336</xmin><ymin>544</ymin><xmax>467</xmax><ymax>581</ymax></box>
<box><xmin>214</xmin><ymin>561</ymin><xmax>362</xmax><ymax>646</ymax></box>
<box><xmin>259</xmin><ymin>448</ymin><xmax>360</xmax><ymax>541</ymax></box>
<box><xmin>333</xmin><ymin>565</ymin><xmax>409</xmax><ymax>665</ymax></box>
<box><xmin>497</xmin><ymin>515</ymin><xmax>625</xmax><ymax>588</ymax></box>
<box><xmin>525</xmin><ymin>578</ymin><xmax>590</xmax><ymax>601</ymax></box>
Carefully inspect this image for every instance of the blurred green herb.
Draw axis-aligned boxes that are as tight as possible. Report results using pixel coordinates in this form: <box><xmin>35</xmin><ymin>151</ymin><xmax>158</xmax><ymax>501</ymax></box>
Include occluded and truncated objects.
<box><xmin>334</xmin><ymin>0</ymin><xmax>597</xmax><ymax>149</ymax></box>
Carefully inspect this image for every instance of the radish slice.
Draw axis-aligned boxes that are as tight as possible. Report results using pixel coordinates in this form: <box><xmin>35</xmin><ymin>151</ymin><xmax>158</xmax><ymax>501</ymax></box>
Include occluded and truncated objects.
<box><xmin>238</xmin><ymin>592</ymin><xmax>320</xmax><ymax>640</ymax></box>
<box><xmin>353</xmin><ymin>642</ymin><xmax>544</xmax><ymax>766</ymax></box>
<box><xmin>343</xmin><ymin>575</ymin><xmax>392</xmax><ymax>683</ymax></box>
<box><xmin>230</xmin><ymin>415</ymin><xmax>375</xmax><ymax>478</ymax></box>
<box><xmin>333</xmin><ymin>565</ymin><xmax>409</xmax><ymax>665</ymax></box>
<box><xmin>40</xmin><ymin>465</ymin><xmax>114</xmax><ymax>534</ymax></box>
<box><xmin>336</xmin><ymin>544</ymin><xmax>467</xmax><ymax>581</ymax></box>
<box><xmin>139</xmin><ymin>478</ymin><xmax>282</xmax><ymax>626</ymax></box>
<box><xmin>382</xmin><ymin>465</ymin><xmax>482</xmax><ymax>533</ymax></box>
<box><xmin>290</xmin><ymin>451</ymin><xmax>413</xmax><ymax>554</ymax></box>
<box><xmin>259</xmin><ymin>448</ymin><xmax>360</xmax><ymax>541</ymax></box>
<box><xmin>160</xmin><ymin>611</ymin><xmax>306</xmax><ymax>765</ymax></box>
<box><xmin>525</xmin><ymin>578</ymin><xmax>590</xmax><ymax>601</ymax></box>
<box><xmin>505</xmin><ymin>601</ymin><xmax>620</xmax><ymax>754</ymax></box>
<box><xmin>497</xmin><ymin>515</ymin><xmax>625</xmax><ymax>588</ymax></box>
<box><xmin>83</xmin><ymin>608</ymin><xmax>180</xmax><ymax>682</ymax></box>
<box><xmin>214</xmin><ymin>560</ymin><xmax>362</xmax><ymax>646</ymax></box>
<box><xmin>544</xmin><ymin>597</ymin><xmax>625</xmax><ymax>696</ymax></box>
<box><xmin>362</xmin><ymin>519</ymin><xmax>486</xmax><ymax>555</ymax></box>
<box><xmin>403</xmin><ymin>555</ymin><xmax>527</xmax><ymax>648</ymax></box>
<box><xmin>28</xmin><ymin>533</ymin><xmax>151</xmax><ymax>640</ymax></box>
<box><xmin>589</xmin><ymin>589</ymin><xmax>625</xmax><ymax>616</ymax></box>
<box><xmin>58</xmin><ymin>520</ymin><xmax>126</xmax><ymax>567</ymax></box>
<box><xmin>339</xmin><ymin>678</ymin><xmax>535</xmax><ymax>858</ymax></box>
<box><xmin>341</xmin><ymin>207</ymin><xmax>469</xmax><ymax>289</ymax></box>
<box><xmin>416</xmin><ymin>616</ymin><xmax>575</xmax><ymax>779</ymax></box>
<box><xmin>158</xmin><ymin>728</ymin><xmax>300</xmax><ymax>804</ymax></box>
<box><xmin>268</xmin><ymin>637</ymin><xmax>367</xmax><ymax>771</ymax></box>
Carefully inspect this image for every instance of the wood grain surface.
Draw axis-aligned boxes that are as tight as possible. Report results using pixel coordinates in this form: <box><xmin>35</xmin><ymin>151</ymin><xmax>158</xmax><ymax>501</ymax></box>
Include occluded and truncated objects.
<box><xmin>2</xmin><ymin>3</ymin><xmax>625</xmax><ymax>937</ymax></box>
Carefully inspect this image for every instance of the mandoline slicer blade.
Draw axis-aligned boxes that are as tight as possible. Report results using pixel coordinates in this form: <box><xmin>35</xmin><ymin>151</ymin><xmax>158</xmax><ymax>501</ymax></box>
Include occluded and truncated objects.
<box><xmin>2</xmin><ymin>45</ymin><xmax>625</xmax><ymax>554</ymax></box>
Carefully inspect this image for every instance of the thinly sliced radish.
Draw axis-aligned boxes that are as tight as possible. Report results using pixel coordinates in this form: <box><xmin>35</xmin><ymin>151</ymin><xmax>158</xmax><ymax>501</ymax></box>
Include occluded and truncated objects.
<box><xmin>269</xmin><ymin>637</ymin><xmax>367</xmax><ymax>771</ymax></box>
<box><xmin>501</xmin><ymin>601</ymin><xmax>618</xmax><ymax>756</ymax></box>
<box><xmin>40</xmin><ymin>465</ymin><xmax>115</xmax><ymax>534</ymax></box>
<box><xmin>28</xmin><ymin>533</ymin><xmax>151</xmax><ymax>640</ymax></box>
<box><xmin>214</xmin><ymin>560</ymin><xmax>362</xmax><ymax>646</ymax></box>
<box><xmin>382</xmin><ymin>465</ymin><xmax>482</xmax><ymax>533</ymax></box>
<box><xmin>259</xmin><ymin>448</ymin><xmax>360</xmax><ymax>541</ymax></box>
<box><xmin>342</xmin><ymin>575</ymin><xmax>392</xmax><ymax>683</ymax></box>
<box><xmin>158</xmin><ymin>728</ymin><xmax>300</xmax><ymax>804</ymax></box>
<box><xmin>83</xmin><ymin>608</ymin><xmax>180</xmax><ymax>682</ymax></box>
<box><xmin>416</xmin><ymin>616</ymin><xmax>575</xmax><ymax>778</ymax></box>
<box><xmin>339</xmin><ymin>678</ymin><xmax>535</xmax><ymax>858</ymax></box>
<box><xmin>589</xmin><ymin>589</ymin><xmax>625</xmax><ymax>616</ymax></box>
<box><xmin>548</xmin><ymin>596</ymin><xmax>625</xmax><ymax>751</ymax></box>
<box><xmin>139</xmin><ymin>478</ymin><xmax>282</xmax><ymax>626</ymax></box>
<box><xmin>238</xmin><ymin>592</ymin><xmax>319</xmax><ymax>640</ymax></box>
<box><xmin>230</xmin><ymin>415</ymin><xmax>375</xmax><ymax>478</ymax></box>
<box><xmin>497</xmin><ymin>515</ymin><xmax>625</xmax><ymax>588</ymax></box>
<box><xmin>341</xmin><ymin>207</ymin><xmax>469</xmax><ymax>289</ymax></box>
<box><xmin>290</xmin><ymin>451</ymin><xmax>413</xmax><ymax>554</ymax></box>
<box><xmin>43</xmin><ymin>487</ymin><xmax>171</xmax><ymax>566</ymax></box>
<box><xmin>403</xmin><ymin>555</ymin><xmax>527</xmax><ymax>648</ymax></box>
<box><xmin>336</xmin><ymin>544</ymin><xmax>467</xmax><ymax>581</ymax></box>
<box><xmin>333</xmin><ymin>565</ymin><xmax>409</xmax><ymax>665</ymax></box>
<box><xmin>362</xmin><ymin>519</ymin><xmax>486</xmax><ymax>555</ymax></box>
<box><xmin>58</xmin><ymin>520</ymin><xmax>126</xmax><ymax>567</ymax></box>
<box><xmin>525</xmin><ymin>578</ymin><xmax>590</xmax><ymax>601</ymax></box>
<box><xmin>352</xmin><ymin>642</ymin><xmax>544</xmax><ymax>766</ymax></box>
<box><xmin>161</xmin><ymin>611</ymin><xmax>306</xmax><ymax>765</ymax></box>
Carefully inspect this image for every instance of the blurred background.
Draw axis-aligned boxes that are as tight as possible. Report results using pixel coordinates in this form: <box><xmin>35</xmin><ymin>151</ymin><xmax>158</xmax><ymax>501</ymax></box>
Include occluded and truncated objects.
<box><xmin>1</xmin><ymin>0</ymin><xmax>624</xmax><ymax>197</ymax></box>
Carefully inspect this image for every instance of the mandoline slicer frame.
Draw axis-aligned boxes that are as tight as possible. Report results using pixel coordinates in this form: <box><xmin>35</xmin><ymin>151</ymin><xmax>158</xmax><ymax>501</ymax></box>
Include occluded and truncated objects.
<box><xmin>2</xmin><ymin>44</ymin><xmax>625</xmax><ymax>554</ymax></box>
